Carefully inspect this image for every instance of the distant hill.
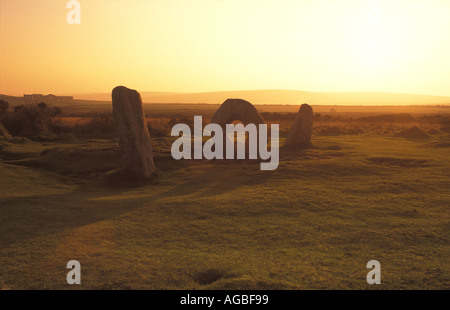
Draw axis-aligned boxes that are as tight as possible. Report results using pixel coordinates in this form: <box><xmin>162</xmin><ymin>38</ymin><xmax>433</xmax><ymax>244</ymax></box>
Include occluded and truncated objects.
<box><xmin>136</xmin><ymin>90</ymin><xmax>450</xmax><ymax>106</ymax></box>
<box><xmin>0</xmin><ymin>94</ymin><xmax>25</xmax><ymax>105</ymax></box>
<box><xmin>2</xmin><ymin>90</ymin><xmax>450</xmax><ymax>106</ymax></box>
<box><xmin>68</xmin><ymin>91</ymin><xmax>188</xmax><ymax>102</ymax></box>
<box><xmin>73</xmin><ymin>90</ymin><xmax>450</xmax><ymax>106</ymax></box>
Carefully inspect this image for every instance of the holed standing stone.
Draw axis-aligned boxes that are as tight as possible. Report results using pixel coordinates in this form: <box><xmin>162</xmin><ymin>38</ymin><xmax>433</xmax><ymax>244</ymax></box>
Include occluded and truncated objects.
<box><xmin>211</xmin><ymin>98</ymin><xmax>266</xmax><ymax>158</ymax></box>
<box><xmin>211</xmin><ymin>98</ymin><xmax>265</xmax><ymax>126</ymax></box>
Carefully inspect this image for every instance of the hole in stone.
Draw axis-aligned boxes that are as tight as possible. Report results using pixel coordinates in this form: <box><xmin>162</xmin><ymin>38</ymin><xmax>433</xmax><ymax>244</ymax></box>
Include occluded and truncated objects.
<box><xmin>228</xmin><ymin>120</ymin><xmax>249</xmax><ymax>144</ymax></box>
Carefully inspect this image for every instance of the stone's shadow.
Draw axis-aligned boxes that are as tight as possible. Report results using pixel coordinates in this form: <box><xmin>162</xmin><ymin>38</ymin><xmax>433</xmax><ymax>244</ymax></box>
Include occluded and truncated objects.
<box><xmin>0</xmin><ymin>157</ymin><xmax>269</xmax><ymax>250</ymax></box>
<box><xmin>0</xmin><ymin>190</ymin><xmax>149</xmax><ymax>249</ymax></box>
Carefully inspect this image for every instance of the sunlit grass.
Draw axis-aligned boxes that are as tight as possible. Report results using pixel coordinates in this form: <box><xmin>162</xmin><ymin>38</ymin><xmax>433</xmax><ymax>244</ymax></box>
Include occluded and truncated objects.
<box><xmin>0</xmin><ymin>120</ymin><xmax>449</xmax><ymax>289</ymax></box>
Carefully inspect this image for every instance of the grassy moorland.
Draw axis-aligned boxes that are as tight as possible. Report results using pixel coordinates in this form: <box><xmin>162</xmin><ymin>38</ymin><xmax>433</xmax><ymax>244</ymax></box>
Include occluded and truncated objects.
<box><xmin>0</xmin><ymin>103</ymin><xmax>449</xmax><ymax>290</ymax></box>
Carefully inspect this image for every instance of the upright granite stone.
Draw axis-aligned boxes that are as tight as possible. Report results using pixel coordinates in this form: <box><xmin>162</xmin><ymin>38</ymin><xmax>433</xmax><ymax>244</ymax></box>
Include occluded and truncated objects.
<box><xmin>112</xmin><ymin>86</ymin><xmax>155</xmax><ymax>178</ymax></box>
<box><xmin>285</xmin><ymin>104</ymin><xmax>314</xmax><ymax>149</ymax></box>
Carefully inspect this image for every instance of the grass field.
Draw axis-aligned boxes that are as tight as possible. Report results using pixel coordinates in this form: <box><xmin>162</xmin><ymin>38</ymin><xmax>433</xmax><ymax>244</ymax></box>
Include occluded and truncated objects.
<box><xmin>0</xmin><ymin>103</ymin><xmax>449</xmax><ymax>290</ymax></box>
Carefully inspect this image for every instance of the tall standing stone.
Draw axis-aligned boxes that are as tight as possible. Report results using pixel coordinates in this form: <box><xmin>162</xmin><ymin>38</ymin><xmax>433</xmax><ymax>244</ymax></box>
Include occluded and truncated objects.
<box><xmin>112</xmin><ymin>86</ymin><xmax>155</xmax><ymax>178</ymax></box>
<box><xmin>285</xmin><ymin>104</ymin><xmax>314</xmax><ymax>149</ymax></box>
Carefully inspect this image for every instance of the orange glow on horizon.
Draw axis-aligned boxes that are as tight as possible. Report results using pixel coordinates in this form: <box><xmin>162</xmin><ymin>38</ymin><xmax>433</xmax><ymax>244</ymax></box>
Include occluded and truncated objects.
<box><xmin>1</xmin><ymin>0</ymin><xmax>450</xmax><ymax>98</ymax></box>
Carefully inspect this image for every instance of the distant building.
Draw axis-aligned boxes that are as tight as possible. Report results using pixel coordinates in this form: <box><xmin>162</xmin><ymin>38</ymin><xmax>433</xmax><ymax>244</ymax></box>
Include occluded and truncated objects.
<box><xmin>23</xmin><ymin>94</ymin><xmax>73</xmax><ymax>104</ymax></box>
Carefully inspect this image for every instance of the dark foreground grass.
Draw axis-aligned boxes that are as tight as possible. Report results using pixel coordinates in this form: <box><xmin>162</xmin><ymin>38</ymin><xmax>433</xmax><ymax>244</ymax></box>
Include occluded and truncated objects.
<box><xmin>0</xmin><ymin>134</ymin><xmax>449</xmax><ymax>289</ymax></box>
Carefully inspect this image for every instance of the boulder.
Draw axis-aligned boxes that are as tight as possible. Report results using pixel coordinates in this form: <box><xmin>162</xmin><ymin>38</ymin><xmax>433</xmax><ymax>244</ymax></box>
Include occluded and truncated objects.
<box><xmin>112</xmin><ymin>86</ymin><xmax>155</xmax><ymax>178</ymax></box>
<box><xmin>285</xmin><ymin>104</ymin><xmax>313</xmax><ymax>149</ymax></box>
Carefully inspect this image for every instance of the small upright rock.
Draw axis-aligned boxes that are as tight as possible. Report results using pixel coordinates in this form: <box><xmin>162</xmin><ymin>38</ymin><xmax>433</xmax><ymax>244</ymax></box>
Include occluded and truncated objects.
<box><xmin>285</xmin><ymin>104</ymin><xmax>314</xmax><ymax>149</ymax></box>
<box><xmin>0</xmin><ymin>122</ymin><xmax>12</xmax><ymax>140</ymax></box>
<box><xmin>112</xmin><ymin>86</ymin><xmax>155</xmax><ymax>178</ymax></box>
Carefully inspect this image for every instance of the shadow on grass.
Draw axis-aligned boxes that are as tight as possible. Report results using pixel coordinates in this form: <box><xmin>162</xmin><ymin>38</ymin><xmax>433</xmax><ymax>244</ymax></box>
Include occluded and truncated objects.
<box><xmin>0</xmin><ymin>158</ymin><xmax>269</xmax><ymax>250</ymax></box>
<box><xmin>0</xmin><ymin>189</ymin><xmax>154</xmax><ymax>249</ymax></box>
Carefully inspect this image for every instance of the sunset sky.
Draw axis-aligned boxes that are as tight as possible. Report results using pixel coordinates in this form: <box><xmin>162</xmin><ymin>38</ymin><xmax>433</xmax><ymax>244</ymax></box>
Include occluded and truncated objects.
<box><xmin>1</xmin><ymin>0</ymin><xmax>449</xmax><ymax>96</ymax></box>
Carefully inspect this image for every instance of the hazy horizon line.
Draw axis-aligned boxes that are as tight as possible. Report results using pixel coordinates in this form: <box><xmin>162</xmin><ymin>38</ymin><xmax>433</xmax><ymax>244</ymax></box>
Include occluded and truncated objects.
<box><xmin>2</xmin><ymin>89</ymin><xmax>450</xmax><ymax>98</ymax></box>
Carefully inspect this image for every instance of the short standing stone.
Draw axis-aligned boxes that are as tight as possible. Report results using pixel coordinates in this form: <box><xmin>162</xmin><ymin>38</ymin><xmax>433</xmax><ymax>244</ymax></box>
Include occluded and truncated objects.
<box><xmin>285</xmin><ymin>104</ymin><xmax>314</xmax><ymax>149</ymax></box>
<box><xmin>0</xmin><ymin>122</ymin><xmax>12</xmax><ymax>140</ymax></box>
<box><xmin>112</xmin><ymin>86</ymin><xmax>156</xmax><ymax>178</ymax></box>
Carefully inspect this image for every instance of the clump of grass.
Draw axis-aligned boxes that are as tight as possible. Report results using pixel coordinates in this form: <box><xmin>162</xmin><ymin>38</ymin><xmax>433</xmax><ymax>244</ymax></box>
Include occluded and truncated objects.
<box><xmin>0</xmin><ymin>102</ymin><xmax>62</xmax><ymax>138</ymax></box>
<box><xmin>394</xmin><ymin>126</ymin><xmax>431</xmax><ymax>140</ymax></box>
<box><xmin>191</xmin><ymin>269</ymin><xmax>226</xmax><ymax>285</ymax></box>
